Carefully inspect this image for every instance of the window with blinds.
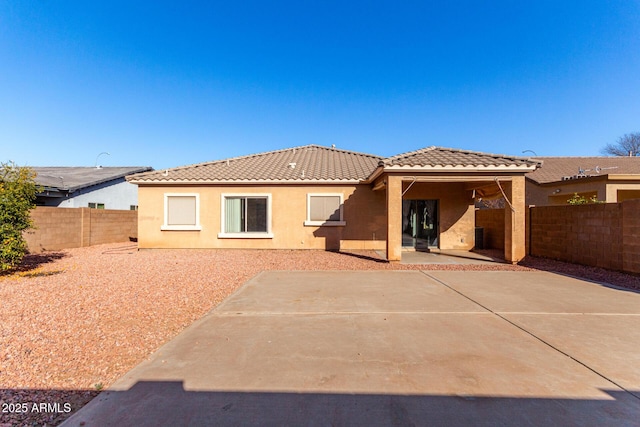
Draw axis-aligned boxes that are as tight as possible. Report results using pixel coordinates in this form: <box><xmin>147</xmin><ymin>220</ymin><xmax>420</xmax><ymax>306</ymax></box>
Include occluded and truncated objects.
<box><xmin>219</xmin><ymin>194</ymin><xmax>273</xmax><ymax>238</ymax></box>
<box><xmin>305</xmin><ymin>194</ymin><xmax>345</xmax><ymax>226</ymax></box>
<box><xmin>161</xmin><ymin>194</ymin><xmax>201</xmax><ymax>231</ymax></box>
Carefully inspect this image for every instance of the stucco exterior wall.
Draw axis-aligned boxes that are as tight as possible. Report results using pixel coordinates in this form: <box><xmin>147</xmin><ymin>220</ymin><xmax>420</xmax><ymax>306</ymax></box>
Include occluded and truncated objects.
<box><xmin>402</xmin><ymin>182</ymin><xmax>475</xmax><ymax>250</ymax></box>
<box><xmin>137</xmin><ymin>184</ymin><xmax>387</xmax><ymax>250</ymax></box>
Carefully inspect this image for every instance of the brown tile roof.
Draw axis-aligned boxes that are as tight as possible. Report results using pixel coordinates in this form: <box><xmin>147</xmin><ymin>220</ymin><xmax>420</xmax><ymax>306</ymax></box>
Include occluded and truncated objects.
<box><xmin>382</xmin><ymin>146</ymin><xmax>537</xmax><ymax>168</ymax></box>
<box><xmin>526</xmin><ymin>156</ymin><xmax>640</xmax><ymax>184</ymax></box>
<box><xmin>128</xmin><ymin>145</ymin><xmax>381</xmax><ymax>183</ymax></box>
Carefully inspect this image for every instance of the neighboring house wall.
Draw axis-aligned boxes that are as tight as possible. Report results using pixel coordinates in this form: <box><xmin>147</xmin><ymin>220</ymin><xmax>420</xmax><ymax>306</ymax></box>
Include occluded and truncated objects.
<box><xmin>606</xmin><ymin>182</ymin><xmax>640</xmax><ymax>202</ymax></box>
<box><xmin>526</xmin><ymin>177</ymin><xmax>640</xmax><ymax>206</ymax></box>
<box><xmin>24</xmin><ymin>207</ymin><xmax>138</xmax><ymax>252</ymax></box>
<box><xmin>526</xmin><ymin>179</ymin><xmax>608</xmax><ymax>206</ymax></box>
<box><xmin>475</xmin><ymin>199</ymin><xmax>640</xmax><ymax>274</ymax></box>
<box><xmin>54</xmin><ymin>180</ymin><xmax>140</xmax><ymax>210</ymax></box>
<box><xmin>137</xmin><ymin>184</ymin><xmax>387</xmax><ymax>250</ymax></box>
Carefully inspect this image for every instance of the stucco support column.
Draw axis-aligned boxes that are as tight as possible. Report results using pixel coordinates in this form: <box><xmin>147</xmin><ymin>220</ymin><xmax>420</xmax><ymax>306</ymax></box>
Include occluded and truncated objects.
<box><xmin>504</xmin><ymin>176</ymin><xmax>526</xmax><ymax>263</ymax></box>
<box><xmin>386</xmin><ymin>175</ymin><xmax>403</xmax><ymax>261</ymax></box>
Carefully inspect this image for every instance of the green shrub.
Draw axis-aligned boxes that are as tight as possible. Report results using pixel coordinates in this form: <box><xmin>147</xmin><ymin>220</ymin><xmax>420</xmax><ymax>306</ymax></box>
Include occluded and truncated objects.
<box><xmin>0</xmin><ymin>162</ymin><xmax>39</xmax><ymax>271</ymax></box>
<box><xmin>566</xmin><ymin>193</ymin><xmax>604</xmax><ymax>205</ymax></box>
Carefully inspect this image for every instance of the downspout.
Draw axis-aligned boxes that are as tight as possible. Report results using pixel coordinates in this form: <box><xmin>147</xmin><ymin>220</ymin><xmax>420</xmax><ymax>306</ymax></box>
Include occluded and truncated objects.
<box><xmin>494</xmin><ymin>177</ymin><xmax>516</xmax><ymax>212</ymax></box>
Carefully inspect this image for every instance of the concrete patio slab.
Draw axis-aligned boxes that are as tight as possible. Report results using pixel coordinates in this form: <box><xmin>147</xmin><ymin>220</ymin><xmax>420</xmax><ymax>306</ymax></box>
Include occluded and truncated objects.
<box><xmin>216</xmin><ymin>270</ymin><xmax>486</xmax><ymax>314</ymax></box>
<box><xmin>504</xmin><ymin>314</ymin><xmax>640</xmax><ymax>399</ymax></box>
<box><xmin>376</xmin><ymin>250</ymin><xmax>502</xmax><ymax>264</ymax></box>
<box><xmin>427</xmin><ymin>270</ymin><xmax>640</xmax><ymax>314</ymax></box>
<box><xmin>62</xmin><ymin>270</ymin><xmax>640</xmax><ymax>426</ymax></box>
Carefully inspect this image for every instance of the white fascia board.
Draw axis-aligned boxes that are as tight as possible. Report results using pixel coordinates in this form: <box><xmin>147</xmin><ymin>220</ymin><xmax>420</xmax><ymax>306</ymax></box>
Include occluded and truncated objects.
<box><xmin>383</xmin><ymin>164</ymin><xmax>537</xmax><ymax>172</ymax></box>
<box><xmin>130</xmin><ymin>179</ymin><xmax>365</xmax><ymax>185</ymax></box>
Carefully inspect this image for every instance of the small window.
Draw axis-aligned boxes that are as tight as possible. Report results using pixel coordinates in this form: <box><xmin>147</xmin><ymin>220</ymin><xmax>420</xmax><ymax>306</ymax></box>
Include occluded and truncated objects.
<box><xmin>130</xmin><ymin>205</ymin><xmax>138</xmax><ymax>211</ymax></box>
<box><xmin>219</xmin><ymin>194</ymin><xmax>273</xmax><ymax>238</ymax></box>
<box><xmin>305</xmin><ymin>194</ymin><xmax>345</xmax><ymax>226</ymax></box>
<box><xmin>88</xmin><ymin>203</ymin><xmax>105</xmax><ymax>209</ymax></box>
<box><xmin>161</xmin><ymin>194</ymin><xmax>201</xmax><ymax>231</ymax></box>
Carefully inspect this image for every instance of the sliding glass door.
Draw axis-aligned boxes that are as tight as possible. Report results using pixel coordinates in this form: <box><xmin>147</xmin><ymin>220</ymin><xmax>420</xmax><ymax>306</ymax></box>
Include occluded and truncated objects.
<box><xmin>402</xmin><ymin>199</ymin><xmax>439</xmax><ymax>249</ymax></box>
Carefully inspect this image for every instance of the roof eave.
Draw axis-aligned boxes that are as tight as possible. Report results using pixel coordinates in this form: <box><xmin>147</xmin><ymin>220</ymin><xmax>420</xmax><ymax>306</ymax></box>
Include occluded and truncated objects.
<box><xmin>362</xmin><ymin>164</ymin><xmax>385</xmax><ymax>184</ymax></box>
<box><xmin>129</xmin><ymin>178</ymin><xmax>367</xmax><ymax>185</ymax></box>
<box><xmin>382</xmin><ymin>165</ymin><xmax>538</xmax><ymax>173</ymax></box>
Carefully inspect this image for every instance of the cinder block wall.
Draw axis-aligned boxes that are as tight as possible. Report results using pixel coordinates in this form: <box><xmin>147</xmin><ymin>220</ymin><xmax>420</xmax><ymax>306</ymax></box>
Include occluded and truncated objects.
<box><xmin>529</xmin><ymin>203</ymin><xmax>623</xmax><ymax>270</ymax></box>
<box><xmin>87</xmin><ymin>209</ymin><xmax>137</xmax><ymax>246</ymax></box>
<box><xmin>23</xmin><ymin>207</ymin><xmax>137</xmax><ymax>253</ymax></box>
<box><xmin>475</xmin><ymin>209</ymin><xmax>505</xmax><ymax>250</ymax></box>
<box><xmin>24</xmin><ymin>207</ymin><xmax>83</xmax><ymax>251</ymax></box>
<box><xmin>622</xmin><ymin>199</ymin><xmax>640</xmax><ymax>274</ymax></box>
<box><xmin>475</xmin><ymin>200</ymin><xmax>640</xmax><ymax>274</ymax></box>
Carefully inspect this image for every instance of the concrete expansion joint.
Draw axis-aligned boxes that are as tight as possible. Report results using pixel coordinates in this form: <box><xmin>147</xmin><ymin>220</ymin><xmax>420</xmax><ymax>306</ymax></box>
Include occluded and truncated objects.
<box><xmin>495</xmin><ymin>312</ymin><xmax>640</xmax><ymax>316</ymax></box>
<box><xmin>212</xmin><ymin>311</ymin><xmax>495</xmax><ymax>316</ymax></box>
<box><xmin>420</xmin><ymin>271</ymin><xmax>640</xmax><ymax>402</ymax></box>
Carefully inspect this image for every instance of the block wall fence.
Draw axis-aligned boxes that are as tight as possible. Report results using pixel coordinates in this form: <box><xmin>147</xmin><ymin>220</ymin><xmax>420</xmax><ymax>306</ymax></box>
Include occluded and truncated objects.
<box><xmin>23</xmin><ymin>207</ymin><xmax>137</xmax><ymax>253</ymax></box>
<box><xmin>475</xmin><ymin>199</ymin><xmax>640</xmax><ymax>274</ymax></box>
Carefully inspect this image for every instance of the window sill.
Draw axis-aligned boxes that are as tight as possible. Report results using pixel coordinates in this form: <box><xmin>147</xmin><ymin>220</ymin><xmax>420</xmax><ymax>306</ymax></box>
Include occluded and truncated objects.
<box><xmin>161</xmin><ymin>225</ymin><xmax>202</xmax><ymax>231</ymax></box>
<box><xmin>217</xmin><ymin>232</ymin><xmax>274</xmax><ymax>239</ymax></box>
<box><xmin>304</xmin><ymin>221</ymin><xmax>347</xmax><ymax>227</ymax></box>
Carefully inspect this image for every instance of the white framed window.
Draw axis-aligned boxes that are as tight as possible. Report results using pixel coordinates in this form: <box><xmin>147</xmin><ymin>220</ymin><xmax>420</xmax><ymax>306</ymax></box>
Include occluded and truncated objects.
<box><xmin>161</xmin><ymin>193</ymin><xmax>201</xmax><ymax>231</ymax></box>
<box><xmin>218</xmin><ymin>193</ymin><xmax>273</xmax><ymax>238</ymax></box>
<box><xmin>304</xmin><ymin>193</ymin><xmax>346</xmax><ymax>226</ymax></box>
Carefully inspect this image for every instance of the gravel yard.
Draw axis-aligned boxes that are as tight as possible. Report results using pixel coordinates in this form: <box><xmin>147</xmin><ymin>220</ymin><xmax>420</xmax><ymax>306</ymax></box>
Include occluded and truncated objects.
<box><xmin>1</xmin><ymin>243</ymin><xmax>639</xmax><ymax>426</ymax></box>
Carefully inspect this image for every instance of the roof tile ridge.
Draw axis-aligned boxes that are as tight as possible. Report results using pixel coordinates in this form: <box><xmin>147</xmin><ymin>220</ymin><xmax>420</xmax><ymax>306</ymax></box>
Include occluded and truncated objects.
<box><xmin>433</xmin><ymin>146</ymin><xmax>533</xmax><ymax>162</ymax></box>
<box><xmin>382</xmin><ymin>146</ymin><xmax>437</xmax><ymax>163</ymax></box>
<box><xmin>307</xmin><ymin>144</ymin><xmax>382</xmax><ymax>159</ymax></box>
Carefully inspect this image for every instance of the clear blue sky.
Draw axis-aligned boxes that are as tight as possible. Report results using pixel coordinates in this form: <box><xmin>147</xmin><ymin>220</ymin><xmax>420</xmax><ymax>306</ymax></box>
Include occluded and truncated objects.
<box><xmin>2</xmin><ymin>1</ymin><xmax>639</xmax><ymax>169</ymax></box>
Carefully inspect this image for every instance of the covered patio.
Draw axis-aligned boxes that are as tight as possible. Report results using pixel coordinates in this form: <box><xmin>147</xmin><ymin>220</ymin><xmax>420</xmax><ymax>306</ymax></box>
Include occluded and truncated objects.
<box><xmin>364</xmin><ymin>147</ymin><xmax>538</xmax><ymax>263</ymax></box>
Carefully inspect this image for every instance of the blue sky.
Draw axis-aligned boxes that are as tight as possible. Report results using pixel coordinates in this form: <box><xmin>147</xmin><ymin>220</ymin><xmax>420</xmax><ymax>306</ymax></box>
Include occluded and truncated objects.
<box><xmin>1</xmin><ymin>1</ymin><xmax>639</xmax><ymax>169</ymax></box>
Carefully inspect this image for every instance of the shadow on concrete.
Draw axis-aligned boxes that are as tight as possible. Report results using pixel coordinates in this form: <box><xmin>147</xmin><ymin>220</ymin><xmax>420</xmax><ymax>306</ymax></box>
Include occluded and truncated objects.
<box><xmin>57</xmin><ymin>381</ymin><xmax>640</xmax><ymax>426</ymax></box>
<box><xmin>333</xmin><ymin>250</ymin><xmax>389</xmax><ymax>264</ymax></box>
<box><xmin>0</xmin><ymin>388</ymin><xmax>98</xmax><ymax>426</ymax></box>
<box><xmin>514</xmin><ymin>255</ymin><xmax>640</xmax><ymax>294</ymax></box>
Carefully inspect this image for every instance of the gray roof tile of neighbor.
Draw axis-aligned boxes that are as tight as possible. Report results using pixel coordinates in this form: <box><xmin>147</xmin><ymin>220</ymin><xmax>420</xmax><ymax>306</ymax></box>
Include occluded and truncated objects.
<box><xmin>33</xmin><ymin>167</ymin><xmax>153</xmax><ymax>192</ymax></box>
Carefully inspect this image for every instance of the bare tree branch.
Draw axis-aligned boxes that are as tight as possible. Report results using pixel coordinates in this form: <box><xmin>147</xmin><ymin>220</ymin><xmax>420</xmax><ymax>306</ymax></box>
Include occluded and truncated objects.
<box><xmin>600</xmin><ymin>132</ymin><xmax>640</xmax><ymax>156</ymax></box>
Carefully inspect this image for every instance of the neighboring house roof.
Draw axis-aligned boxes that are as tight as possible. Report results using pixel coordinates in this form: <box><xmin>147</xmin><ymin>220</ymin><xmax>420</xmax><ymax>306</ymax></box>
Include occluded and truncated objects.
<box><xmin>128</xmin><ymin>145</ymin><xmax>382</xmax><ymax>184</ymax></box>
<box><xmin>34</xmin><ymin>167</ymin><xmax>153</xmax><ymax>192</ymax></box>
<box><xmin>380</xmin><ymin>146</ymin><xmax>538</xmax><ymax>170</ymax></box>
<box><xmin>526</xmin><ymin>157</ymin><xmax>640</xmax><ymax>184</ymax></box>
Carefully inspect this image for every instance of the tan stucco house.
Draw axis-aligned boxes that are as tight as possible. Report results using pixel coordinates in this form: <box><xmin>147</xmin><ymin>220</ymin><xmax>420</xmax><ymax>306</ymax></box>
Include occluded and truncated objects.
<box><xmin>128</xmin><ymin>145</ymin><xmax>537</xmax><ymax>262</ymax></box>
<box><xmin>526</xmin><ymin>157</ymin><xmax>640</xmax><ymax>206</ymax></box>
